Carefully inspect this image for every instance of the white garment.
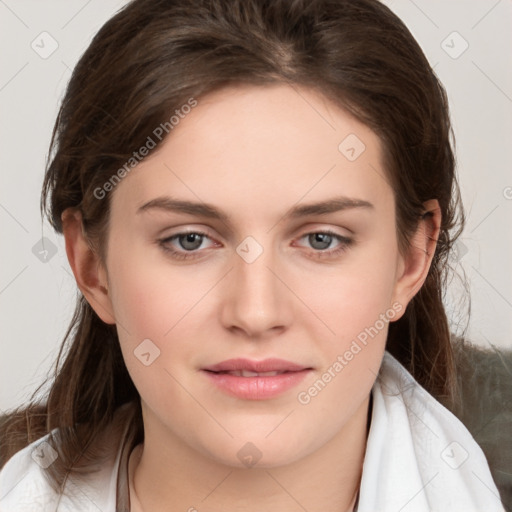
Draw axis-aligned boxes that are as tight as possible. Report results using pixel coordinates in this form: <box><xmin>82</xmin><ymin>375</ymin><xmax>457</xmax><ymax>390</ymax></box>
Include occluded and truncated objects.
<box><xmin>357</xmin><ymin>352</ymin><xmax>505</xmax><ymax>512</ymax></box>
<box><xmin>0</xmin><ymin>351</ymin><xmax>505</xmax><ymax>511</ymax></box>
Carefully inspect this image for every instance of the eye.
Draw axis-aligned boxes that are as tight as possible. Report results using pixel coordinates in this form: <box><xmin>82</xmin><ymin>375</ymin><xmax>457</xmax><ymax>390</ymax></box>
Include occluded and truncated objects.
<box><xmin>295</xmin><ymin>230</ymin><xmax>354</xmax><ymax>259</ymax></box>
<box><xmin>158</xmin><ymin>231</ymin><xmax>217</xmax><ymax>260</ymax></box>
<box><xmin>157</xmin><ymin>229</ymin><xmax>354</xmax><ymax>261</ymax></box>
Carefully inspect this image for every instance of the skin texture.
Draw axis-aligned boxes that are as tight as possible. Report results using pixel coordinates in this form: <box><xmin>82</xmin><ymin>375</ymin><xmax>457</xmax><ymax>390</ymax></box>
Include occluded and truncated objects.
<box><xmin>62</xmin><ymin>83</ymin><xmax>441</xmax><ymax>512</ymax></box>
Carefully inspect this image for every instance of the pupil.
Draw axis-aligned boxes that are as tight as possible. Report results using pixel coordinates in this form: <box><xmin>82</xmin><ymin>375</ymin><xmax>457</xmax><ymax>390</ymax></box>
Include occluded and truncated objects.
<box><xmin>310</xmin><ymin>233</ymin><xmax>331</xmax><ymax>250</ymax></box>
<box><xmin>180</xmin><ymin>233</ymin><xmax>202</xmax><ymax>250</ymax></box>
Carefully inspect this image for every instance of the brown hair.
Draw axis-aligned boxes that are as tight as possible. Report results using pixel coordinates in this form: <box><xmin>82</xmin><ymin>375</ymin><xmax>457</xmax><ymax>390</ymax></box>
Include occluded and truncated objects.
<box><xmin>1</xmin><ymin>0</ymin><xmax>465</xmax><ymax>493</ymax></box>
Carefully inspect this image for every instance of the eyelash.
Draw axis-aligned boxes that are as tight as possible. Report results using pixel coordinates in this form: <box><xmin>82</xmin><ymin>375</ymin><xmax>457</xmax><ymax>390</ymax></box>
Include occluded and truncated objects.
<box><xmin>157</xmin><ymin>229</ymin><xmax>354</xmax><ymax>261</ymax></box>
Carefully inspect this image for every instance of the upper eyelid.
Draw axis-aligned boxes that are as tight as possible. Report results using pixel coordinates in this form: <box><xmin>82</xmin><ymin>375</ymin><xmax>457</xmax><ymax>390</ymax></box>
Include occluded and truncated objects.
<box><xmin>160</xmin><ymin>221</ymin><xmax>353</xmax><ymax>237</ymax></box>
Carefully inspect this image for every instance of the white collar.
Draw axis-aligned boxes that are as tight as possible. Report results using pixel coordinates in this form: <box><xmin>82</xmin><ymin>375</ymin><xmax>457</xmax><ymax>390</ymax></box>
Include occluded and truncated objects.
<box><xmin>357</xmin><ymin>351</ymin><xmax>505</xmax><ymax>511</ymax></box>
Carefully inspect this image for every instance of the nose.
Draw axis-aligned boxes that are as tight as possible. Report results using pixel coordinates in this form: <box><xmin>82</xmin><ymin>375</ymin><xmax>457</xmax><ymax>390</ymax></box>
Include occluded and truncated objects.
<box><xmin>219</xmin><ymin>238</ymin><xmax>293</xmax><ymax>339</ymax></box>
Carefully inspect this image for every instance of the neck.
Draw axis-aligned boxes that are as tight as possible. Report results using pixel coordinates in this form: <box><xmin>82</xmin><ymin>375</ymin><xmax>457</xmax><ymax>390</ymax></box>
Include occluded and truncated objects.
<box><xmin>129</xmin><ymin>395</ymin><xmax>370</xmax><ymax>512</ymax></box>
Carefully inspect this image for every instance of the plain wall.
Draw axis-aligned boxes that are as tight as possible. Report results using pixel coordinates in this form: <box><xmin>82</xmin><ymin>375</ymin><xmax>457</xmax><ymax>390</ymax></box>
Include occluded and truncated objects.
<box><xmin>1</xmin><ymin>0</ymin><xmax>511</xmax><ymax>413</ymax></box>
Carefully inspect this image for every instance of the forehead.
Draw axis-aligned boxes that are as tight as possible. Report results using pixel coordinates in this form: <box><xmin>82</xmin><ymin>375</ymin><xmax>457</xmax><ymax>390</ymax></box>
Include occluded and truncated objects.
<box><xmin>110</xmin><ymin>83</ymin><xmax>391</xmax><ymax>222</ymax></box>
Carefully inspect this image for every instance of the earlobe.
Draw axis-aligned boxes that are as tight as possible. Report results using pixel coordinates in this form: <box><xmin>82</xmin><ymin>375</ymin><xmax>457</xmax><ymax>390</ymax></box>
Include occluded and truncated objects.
<box><xmin>61</xmin><ymin>207</ymin><xmax>116</xmax><ymax>325</ymax></box>
<box><xmin>391</xmin><ymin>199</ymin><xmax>441</xmax><ymax>316</ymax></box>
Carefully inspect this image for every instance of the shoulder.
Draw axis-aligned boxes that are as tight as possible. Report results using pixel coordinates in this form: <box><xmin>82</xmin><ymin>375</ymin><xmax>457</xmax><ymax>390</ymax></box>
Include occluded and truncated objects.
<box><xmin>451</xmin><ymin>338</ymin><xmax>512</xmax><ymax>510</ymax></box>
<box><xmin>357</xmin><ymin>351</ymin><xmax>506</xmax><ymax>512</ymax></box>
<box><xmin>0</xmin><ymin>433</ymin><xmax>63</xmax><ymax>511</ymax></box>
<box><xmin>0</xmin><ymin>403</ymin><xmax>135</xmax><ymax>512</ymax></box>
<box><xmin>377</xmin><ymin>350</ymin><xmax>498</xmax><ymax>464</ymax></box>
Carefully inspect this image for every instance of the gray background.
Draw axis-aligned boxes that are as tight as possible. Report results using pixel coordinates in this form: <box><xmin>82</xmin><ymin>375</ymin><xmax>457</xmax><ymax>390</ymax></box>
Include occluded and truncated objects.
<box><xmin>1</xmin><ymin>0</ymin><xmax>511</xmax><ymax>413</ymax></box>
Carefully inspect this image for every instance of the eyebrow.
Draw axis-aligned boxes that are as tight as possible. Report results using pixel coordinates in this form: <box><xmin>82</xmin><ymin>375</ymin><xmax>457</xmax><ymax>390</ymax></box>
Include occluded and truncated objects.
<box><xmin>137</xmin><ymin>195</ymin><xmax>374</xmax><ymax>222</ymax></box>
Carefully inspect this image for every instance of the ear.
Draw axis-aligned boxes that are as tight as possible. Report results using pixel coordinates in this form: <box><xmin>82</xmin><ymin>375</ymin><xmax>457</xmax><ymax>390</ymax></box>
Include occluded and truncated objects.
<box><xmin>391</xmin><ymin>199</ymin><xmax>441</xmax><ymax>319</ymax></box>
<box><xmin>61</xmin><ymin>207</ymin><xmax>116</xmax><ymax>325</ymax></box>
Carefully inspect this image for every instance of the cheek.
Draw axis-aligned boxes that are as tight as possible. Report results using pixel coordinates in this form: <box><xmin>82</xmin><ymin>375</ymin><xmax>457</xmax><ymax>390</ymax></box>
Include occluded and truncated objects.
<box><xmin>299</xmin><ymin>246</ymin><xmax>399</xmax><ymax>343</ymax></box>
<box><xmin>106</xmin><ymin>249</ymin><xmax>204</xmax><ymax>412</ymax></box>
<box><xmin>293</xmin><ymin>267</ymin><xmax>395</xmax><ymax>429</ymax></box>
<box><xmin>106</xmin><ymin>243</ymin><xmax>221</xmax><ymax>384</ymax></box>
<box><xmin>292</xmin><ymin>240</ymin><xmax>400</xmax><ymax>395</ymax></box>
<box><xmin>107</xmin><ymin>242</ymin><xmax>204</xmax><ymax>340</ymax></box>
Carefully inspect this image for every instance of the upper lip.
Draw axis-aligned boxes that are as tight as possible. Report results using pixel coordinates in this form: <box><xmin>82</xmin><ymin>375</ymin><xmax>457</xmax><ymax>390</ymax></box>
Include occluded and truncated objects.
<box><xmin>202</xmin><ymin>358</ymin><xmax>311</xmax><ymax>373</ymax></box>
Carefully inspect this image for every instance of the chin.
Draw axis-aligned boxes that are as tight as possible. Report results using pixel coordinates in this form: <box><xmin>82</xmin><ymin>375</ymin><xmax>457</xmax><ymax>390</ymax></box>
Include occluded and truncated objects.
<box><xmin>200</xmin><ymin>434</ymin><xmax>313</xmax><ymax>470</ymax></box>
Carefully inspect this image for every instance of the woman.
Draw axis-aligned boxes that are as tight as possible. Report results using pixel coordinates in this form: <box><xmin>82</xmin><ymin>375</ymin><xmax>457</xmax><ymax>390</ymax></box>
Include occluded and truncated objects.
<box><xmin>0</xmin><ymin>0</ymin><xmax>506</xmax><ymax>510</ymax></box>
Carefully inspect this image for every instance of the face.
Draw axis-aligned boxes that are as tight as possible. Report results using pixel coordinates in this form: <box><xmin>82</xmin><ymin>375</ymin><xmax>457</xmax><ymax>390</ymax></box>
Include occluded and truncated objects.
<box><xmin>86</xmin><ymin>83</ymin><xmax>418</xmax><ymax>468</ymax></box>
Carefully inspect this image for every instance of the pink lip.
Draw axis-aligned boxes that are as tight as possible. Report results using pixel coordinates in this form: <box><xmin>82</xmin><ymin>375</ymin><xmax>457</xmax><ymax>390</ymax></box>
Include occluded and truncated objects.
<box><xmin>202</xmin><ymin>358</ymin><xmax>312</xmax><ymax>400</ymax></box>
<box><xmin>202</xmin><ymin>358</ymin><xmax>309</xmax><ymax>373</ymax></box>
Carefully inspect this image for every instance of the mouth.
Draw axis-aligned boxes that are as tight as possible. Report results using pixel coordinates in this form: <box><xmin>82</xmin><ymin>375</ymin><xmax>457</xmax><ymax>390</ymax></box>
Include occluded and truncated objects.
<box><xmin>205</xmin><ymin>369</ymin><xmax>295</xmax><ymax>377</ymax></box>
<box><xmin>202</xmin><ymin>357</ymin><xmax>311</xmax><ymax>374</ymax></box>
<box><xmin>201</xmin><ymin>358</ymin><xmax>313</xmax><ymax>400</ymax></box>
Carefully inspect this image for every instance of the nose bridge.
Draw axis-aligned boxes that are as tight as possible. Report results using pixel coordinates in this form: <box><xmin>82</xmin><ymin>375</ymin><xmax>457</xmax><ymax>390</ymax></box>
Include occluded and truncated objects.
<box><xmin>235</xmin><ymin>234</ymin><xmax>280</xmax><ymax>305</ymax></box>
<box><xmin>238</xmin><ymin>244</ymin><xmax>275</xmax><ymax>296</ymax></box>
<box><xmin>221</xmin><ymin>234</ymin><xmax>291</xmax><ymax>335</ymax></box>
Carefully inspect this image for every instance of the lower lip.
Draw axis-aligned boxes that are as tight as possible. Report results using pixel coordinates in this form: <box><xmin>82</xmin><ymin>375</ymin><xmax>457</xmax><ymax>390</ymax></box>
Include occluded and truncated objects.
<box><xmin>202</xmin><ymin>370</ymin><xmax>311</xmax><ymax>400</ymax></box>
